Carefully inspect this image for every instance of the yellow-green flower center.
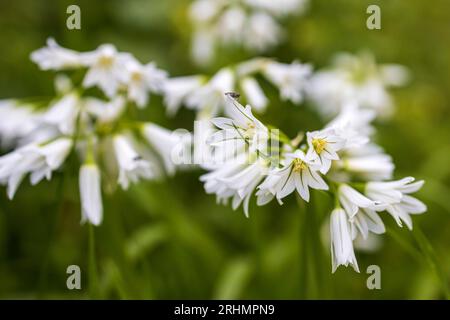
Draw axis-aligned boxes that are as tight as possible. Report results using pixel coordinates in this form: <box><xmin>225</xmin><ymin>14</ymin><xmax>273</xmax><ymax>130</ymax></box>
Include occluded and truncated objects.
<box><xmin>98</xmin><ymin>55</ymin><xmax>114</xmax><ymax>68</ymax></box>
<box><xmin>131</xmin><ymin>71</ymin><xmax>143</xmax><ymax>82</ymax></box>
<box><xmin>312</xmin><ymin>138</ymin><xmax>327</xmax><ymax>154</ymax></box>
<box><xmin>243</xmin><ymin>122</ymin><xmax>255</xmax><ymax>139</ymax></box>
<box><xmin>293</xmin><ymin>158</ymin><xmax>307</xmax><ymax>172</ymax></box>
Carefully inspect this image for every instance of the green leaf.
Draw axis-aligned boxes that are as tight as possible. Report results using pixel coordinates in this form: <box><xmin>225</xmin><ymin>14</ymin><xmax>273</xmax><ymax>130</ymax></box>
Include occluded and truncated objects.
<box><xmin>213</xmin><ymin>258</ymin><xmax>253</xmax><ymax>299</ymax></box>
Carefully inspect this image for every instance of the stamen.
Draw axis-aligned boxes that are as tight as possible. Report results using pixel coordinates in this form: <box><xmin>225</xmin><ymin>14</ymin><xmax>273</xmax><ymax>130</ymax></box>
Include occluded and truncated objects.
<box><xmin>312</xmin><ymin>138</ymin><xmax>327</xmax><ymax>154</ymax></box>
<box><xmin>293</xmin><ymin>158</ymin><xmax>307</xmax><ymax>172</ymax></box>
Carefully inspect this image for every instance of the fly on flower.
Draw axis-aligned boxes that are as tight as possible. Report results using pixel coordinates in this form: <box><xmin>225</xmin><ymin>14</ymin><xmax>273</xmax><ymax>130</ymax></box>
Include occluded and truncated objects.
<box><xmin>196</xmin><ymin>89</ymin><xmax>426</xmax><ymax>274</ymax></box>
<box><xmin>0</xmin><ymin>35</ymin><xmax>428</xmax><ymax>278</ymax></box>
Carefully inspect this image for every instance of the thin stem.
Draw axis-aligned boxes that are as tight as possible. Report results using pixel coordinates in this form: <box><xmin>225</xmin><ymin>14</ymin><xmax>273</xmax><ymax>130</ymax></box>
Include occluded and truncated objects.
<box><xmin>296</xmin><ymin>195</ymin><xmax>308</xmax><ymax>298</ymax></box>
<box><xmin>412</xmin><ymin>226</ymin><xmax>450</xmax><ymax>299</ymax></box>
<box><xmin>88</xmin><ymin>224</ymin><xmax>100</xmax><ymax>299</ymax></box>
<box><xmin>308</xmin><ymin>192</ymin><xmax>323</xmax><ymax>296</ymax></box>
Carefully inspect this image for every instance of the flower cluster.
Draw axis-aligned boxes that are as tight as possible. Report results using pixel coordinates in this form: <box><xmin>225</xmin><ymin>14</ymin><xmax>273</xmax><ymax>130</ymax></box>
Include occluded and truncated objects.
<box><xmin>200</xmin><ymin>94</ymin><xmax>426</xmax><ymax>272</ymax></box>
<box><xmin>163</xmin><ymin>57</ymin><xmax>312</xmax><ymax>117</ymax></box>
<box><xmin>0</xmin><ymin>37</ymin><xmax>426</xmax><ymax>274</ymax></box>
<box><xmin>0</xmin><ymin>39</ymin><xmax>188</xmax><ymax>226</ymax></box>
<box><xmin>307</xmin><ymin>52</ymin><xmax>410</xmax><ymax>118</ymax></box>
<box><xmin>189</xmin><ymin>0</ymin><xmax>309</xmax><ymax>65</ymax></box>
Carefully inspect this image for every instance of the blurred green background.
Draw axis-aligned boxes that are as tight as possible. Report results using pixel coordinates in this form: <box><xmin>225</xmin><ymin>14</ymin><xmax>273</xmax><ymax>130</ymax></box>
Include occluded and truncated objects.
<box><xmin>0</xmin><ymin>0</ymin><xmax>449</xmax><ymax>299</ymax></box>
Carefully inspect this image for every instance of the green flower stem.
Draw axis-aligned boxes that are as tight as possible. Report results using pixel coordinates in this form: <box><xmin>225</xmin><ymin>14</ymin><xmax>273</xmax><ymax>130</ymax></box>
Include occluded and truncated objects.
<box><xmin>296</xmin><ymin>195</ymin><xmax>308</xmax><ymax>298</ymax></box>
<box><xmin>412</xmin><ymin>226</ymin><xmax>450</xmax><ymax>299</ymax></box>
<box><xmin>297</xmin><ymin>192</ymin><xmax>329</xmax><ymax>299</ymax></box>
<box><xmin>88</xmin><ymin>224</ymin><xmax>100</xmax><ymax>299</ymax></box>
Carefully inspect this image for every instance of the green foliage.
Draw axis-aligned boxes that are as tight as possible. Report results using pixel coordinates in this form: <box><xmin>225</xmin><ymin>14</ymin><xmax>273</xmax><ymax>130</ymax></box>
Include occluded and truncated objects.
<box><xmin>0</xmin><ymin>0</ymin><xmax>449</xmax><ymax>299</ymax></box>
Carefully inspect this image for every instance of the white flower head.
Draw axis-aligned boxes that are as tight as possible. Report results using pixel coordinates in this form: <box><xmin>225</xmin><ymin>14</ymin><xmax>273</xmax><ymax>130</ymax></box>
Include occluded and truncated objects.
<box><xmin>113</xmin><ymin>135</ymin><xmax>154</xmax><ymax>190</ymax></box>
<box><xmin>123</xmin><ymin>58</ymin><xmax>168</xmax><ymax>108</ymax></box>
<box><xmin>244</xmin><ymin>12</ymin><xmax>283</xmax><ymax>52</ymax></box>
<box><xmin>338</xmin><ymin>184</ymin><xmax>383</xmax><ymax>219</ymax></box>
<box><xmin>0</xmin><ymin>138</ymin><xmax>72</xmax><ymax>199</ymax></box>
<box><xmin>306</xmin><ymin>129</ymin><xmax>344</xmax><ymax>174</ymax></box>
<box><xmin>350</xmin><ymin>208</ymin><xmax>385</xmax><ymax>240</ymax></box>
<box><xmin>263</xmin><ymin>61</ymin><xmax>312</xmax><ymax>104</ymax></box>
<box><xmin>189</xmin><ymin>0</ymin><xmax>226</xmax><ymax>24</ymax></box>
<box><xmin>0</xmin><ymin>100</ymin><xmax>41</xmax><ymax>148</ymax></box>
<box><xmin>366</xmin><ymin>177</ymin><xmax>426</xmax><ymax>230</ymax></box>
<box><xmin>54</xmin><ymin>74</ymin><xmax>74</xmax><ymax>95</ymax></box>
<box><xmin>186</xmin><ymin>68</ymin><xmax>235</xmax><ymax>116</ymax></box>
<box><xmin>200</xmin><ymin>153</ymin><xmax>269</xmax><ymax>217</ymax></box>
<box><xmin>240</xmin><ymin>77</ymin><xmax>268</xmax><ymax>112</ymax></box>
<box><xmin>326</xmin><ymin>102</ymin><xmax>375</xmax><ymax>148</ymax></box>
<box><xmin>163</xmin><ymin>75</ymin><xmax>205</xmax><ymax>116</ymax></box>
<box><xmin>330</xmin><ymin>208</ymin><xmax>359</xmax><ymax>273</ymax></box>
<box><xmin>217</xmin><ymin>6</ymin><xmax>247</xmax><ymax>45</ymax></box>
<box><xmin>81</xmin><ymin>44</ymin><xmax>132</xmax><ymax>98</ymax></box>
<box><xmin>43</xmin><ymin>93</ymin><xmax>80</xmax><ymax>135</ymax></box>
<box><xmin>257</xmin><ymin>149</ymin><xmax>328</xmax><ymax>203</ymax></box>
<box><xmin>31</xmin><ymin>38</ymin><xmax>82</xmax><ymax>71</ymax></box>
<box><xmin>307</xmin><ymin>52</ymin><xmax>408</xmax><ymax>117</ymax></box>
<box><xmin>142</xmin><ymin>123</ymin><xmax>190</xmax><ymax>176</ymax></box>
<box><xmin>244</xmin><ymin>0</ymin><xmax>309</xmax><ymax>17</ymax></box>
<box><xmin>85</xmin><ymin>96</ymin><xmax>126</xmax><ymax>124</ymax></box>
<box><xmin>210</xmin><ymin>94</ymin><xmax>269</xmax><ymax>155</ymax></box>
<box><xmin>338</xmin><ymin>144</ymin><xmax>394</xmax><ymax>181</ymax></box>
<box><xmin>188</xmin><ymin>0</ymin><xmax>309</xmax><ymax>65</ymax></box>
<box><xmin>79</xmin><ymin>163</ymin><xmax>103</xmax><ymax>226</ymax></box>
<box><xmin>191</xmin><ymin>29</ymin><xmax>216</xmax><ymax>66</ymax></box>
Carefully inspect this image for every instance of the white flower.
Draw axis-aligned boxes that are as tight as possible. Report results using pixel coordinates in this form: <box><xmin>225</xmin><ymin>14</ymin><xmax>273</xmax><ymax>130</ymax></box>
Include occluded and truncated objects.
<box><xmin>326</xmin><ymin>102</ymin><xmax>375</xmax><ymax>148</ymax></box>
<box><xmin>193</xmin><ymin>118</ymin><xmax>218</xmax><ymax>169</ymax></box>
<box><xmin>244</xmin><ymin>12</ymin><xmax>282</xmax><ymax>52</ymax></box>
<box><xmin>240</xmin><ymin>77</ymin><xmax>268</xmax><ymax>112</ymax></box>
<box><xmin>217</xmin><ymin>7</ymin><xmax>247</xmax><ymax>45</ymax></box>
<box><xmin>244</xmin><ymin>0</ymin><xmax>309</xmax><ymax>17</ymax></box>
<box><xmin>79</xmin><ymin>163</ymin><xmax>103</xmax><ymax>226</ymax></box>
<box><xmin>0</xmin><ymin>138</ymin><xmax>72</xmax><ymax>199</ymax></box>
<box><xmin>210</xmin><ymin>95</ymin><xmax>269</xmax><ymax>154</ymax></box>
<box><xmin>188</xmin><ymin>0</ymin><xmax>309</xmax><ymax>65</ymax></box>
<box><xmin>191</xmin><ymin>29</ymin><xmax>216</xmax><ymax>66</ymax></box>
<box><xmin>255</xmin><ymin>173</ymin><xmax>282</xmax><ymax>206</ymax></box>
<box><xmin>85</xmin><ymin>96</ymin><xmax>126</xmax><ymax>124</ymax></box>
<box><xmin>163</xmin><ymin>76</ymin><xmax>205</xmax><ymax>116</ymax></box>
<box><xmin>200</xmin><ymin>153</ymin><xmax>269</xmax><ymax>217</ymax></box>
<box><xmin>16</xmin><ymin>126</ymin><xmax>60</xmax><ymax>148</ymax></box>
<box><xmin>350</xmin><ymin>208</ymin><xmax>385</xmax><ymax>240</ymax></box>
<box><xmin>0</xmin><ymin>100</ymin><xmax>41</xmax><ymax>148</ymax></box>
<box><xmin>330</xmin><ymin>208</ymin><xmax>359</xmax><ymax>273</ymax></box>
<box><xmin>189</xmin><ymin>0</ymin><xmax>225</xmax><ymax>24</ymax></box>
<box><xmin>142</xmin><ymin>123</ymin><xmax>189</xmax><ymax>175</ymax></box>
<box><xmin>307</xmin><ymin>71</ymin><xmax>351</xmax><ymax>117</ymax></box>
<box><xmin>81</xmin><ymin>44</ymin><xmax>131</xmax><ymax>97</ymax></box>
<box><xmin>257</xmin><ymin>150</ymin><xmax>328</xmax><ymax>203</ymax></box>
<box><xmin>31</xmin><ymin>38</ymin><xmax>82</xmax><ymax>71</ymax></box>
<box><xmin>186</xmin><ymin>68</ymin><xmax>235</xmax><ymax>116</ymax></box>
<box><xmin>43</xmin><ymin>93</ymin><xmax>80</xmax><ymax>135</ymax></box>
<box><xmin>0</xmin><ymin>152</ymin><xmax>23</xmax><ymax>199</ymax></box>
<box><xmin>338</xmin><ymin>144</ymin><xmax>394</xmax><ymax>181</ymax></box>
<box><xmin>263</xmin><ymin>61</ymin><xmax>312</xmax><ymax>104</ymax></box>
<box><xmin>113</xmin><ymin>135</ymin><xmax>154</xmax><ymax>190</ymax></box>
<box><xmin>54</xmin><ymin>74</ymin><xmax>74</xmax><ymax>95</ymax></box>
<box><xmin>122</xmin><ymin>58</ymin><xmax>167</xmax><ymax>108</ymax></box>
<box><xmin>306</xmin><ymin>129</ymin><xmax>344</xmax><ymax>174</ymax></box>
<box><xmin>379</xmin><ymin>64</ymin><xmax>410</xmax><ymax>87</ymax></box>
<box><xmin>338</xmin><ymin>184</ymin><xmax>382</xmax><ymax>219</ymax></box>
<box><xmin>366</xmin><ymin>177</ymin><xmax>426</xmax><ymax>230</ymax></box>
<box><xmin>307</xmin><ymin>52</ymin><xmax>409</xmax><ymax>117</ymax></box>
